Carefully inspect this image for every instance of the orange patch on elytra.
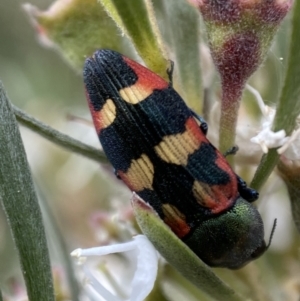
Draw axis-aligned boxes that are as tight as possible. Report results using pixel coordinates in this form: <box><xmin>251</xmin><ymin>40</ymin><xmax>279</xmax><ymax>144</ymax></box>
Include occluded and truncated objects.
<box><xmin>120</xmin><ymin>57</ymin><xmax>168</xmax><ymax>104</ymax></box>
<box><xmin>119</xmin><ymin>154</ymin><xmax>154</xmax><ymax>192</ymax></box>
<box><xmin>120</xmin><ymin>86</ymin><xmax>152</xmax><ymax>104</ymax></box>
<box><xmin>155</xmin><ymin>117</ymin><xmax>207</xmax><ymax>165</ymax></box>
<box><xmin>192</xmin><ymin>181</ymin><xmax>216</xmax><ymax>208</ymax></box>
<box><xmin>88</xmin><ymin>97</ymin><xmax>116</xmax><ymax>132</ymax></box>
<box><xmin>162</xmin><ymin>204</ymin><xmax>190</xmax><ymax>238</ymax></box>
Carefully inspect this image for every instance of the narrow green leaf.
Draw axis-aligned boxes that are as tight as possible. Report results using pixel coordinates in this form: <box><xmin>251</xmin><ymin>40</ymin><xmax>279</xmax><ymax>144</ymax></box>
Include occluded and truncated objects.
<box><xmin>252</xmin><ymin>3</ymin><xmax>300</xmax><ymax>190</ymax></box>
<box><xmin>0</xmin><ymin>82</ymin><xmax>55</xmax><ymax>301</ymax></box>
<box><xmin>34</xmin><ymin>180</ymin><xmax>81</xmax><ymax>301</ymax></box>
<box><xmin>273</xmin><ymin>2</ymin><xmax>300</xmax><ymax>134</ymax></box>
<box><xmin>12</xmin><ymin>105</ymin><xmax>108</xmax><ymax>164</ymax></box>
<box><xmin>0</xmin><ymin>290</ymin><xmax>3</xmax><ymax>301</ymax></box>
<box><xmin>100</xmin><ymin>0</ymin><xmax>168</xmax><ymax>78</ymax></box>
<box><xmin>132</xmin><ymin>194</ymin><xmax>245</xmax><ymax>301</ymax></box>
<box><xmin>156</xmin><ymin>0</ymin><xmax>202</xmax><ymax>113</ymax></box>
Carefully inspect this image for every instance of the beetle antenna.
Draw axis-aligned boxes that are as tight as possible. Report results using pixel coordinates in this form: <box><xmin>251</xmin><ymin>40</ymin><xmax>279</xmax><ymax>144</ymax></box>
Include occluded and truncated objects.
<box><xmin>266</xmin><ymin>218</ymin><xmax>277</xmax><ymax>249</ymax></box>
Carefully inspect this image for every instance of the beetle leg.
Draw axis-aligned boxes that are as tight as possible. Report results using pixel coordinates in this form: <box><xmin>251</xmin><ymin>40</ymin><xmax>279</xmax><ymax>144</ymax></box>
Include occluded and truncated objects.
<box><xmin>167</xmin><ymin>60</ymin><xmax>175</xmax><ymax>87</ymax></box>
<box><xmin>189</xmin><ymin>109</ymin><xmax>208</xmax><ymax>135</ymax></box>
<box><xmin>237</xmin><ymin>176</ymin><xmax>259</xmax><ymax>202</ymax></box>
<box><xmin>223</xmin><ymin>146</ymin><xmax>239</xmax><ymax>157</ymax></box>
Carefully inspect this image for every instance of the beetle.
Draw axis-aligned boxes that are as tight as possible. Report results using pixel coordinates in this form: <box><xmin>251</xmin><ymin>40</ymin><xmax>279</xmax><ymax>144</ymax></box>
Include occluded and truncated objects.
<box><xmin>83</xmin><ymin>49</ymin><xmax>274</xmax><ymax>269</ymax></box>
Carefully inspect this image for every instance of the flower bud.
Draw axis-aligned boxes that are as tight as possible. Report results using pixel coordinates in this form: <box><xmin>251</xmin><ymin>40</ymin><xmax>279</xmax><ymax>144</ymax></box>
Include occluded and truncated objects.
<box><xmin>189</xmin><ymin>0</ymin><xmax>293</xmax><ymax>152</ymax></box>
<box><xmin>190</xmin><ymin>0</ymin><xmax>292</xmax><ymax>98</ymax></box>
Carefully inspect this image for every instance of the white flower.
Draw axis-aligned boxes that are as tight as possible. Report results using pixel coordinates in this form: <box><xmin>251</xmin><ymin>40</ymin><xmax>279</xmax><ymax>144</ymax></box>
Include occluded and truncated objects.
<box><xmin>71</xmin><ymin>235</ymin><xmax>158</xmax><ymax>301</ymax></box>
<box><xmin>250</xmin><ymin>127</ymin><xmax>289</xmax><ymax>153</ymax></box>
<box><xmin>246</xmin><ymin>85</ymin><xmax>300</xmax><ymax>158</ymax></box>
<box><xmin>246</xmin><ymin>85</ymin><xmax>289</xmax><ymax>153</ymax></box>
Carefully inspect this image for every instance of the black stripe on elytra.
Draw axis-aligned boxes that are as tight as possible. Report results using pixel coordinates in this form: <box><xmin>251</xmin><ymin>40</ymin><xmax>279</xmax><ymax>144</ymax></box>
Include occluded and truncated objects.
<box><xmin>100</xmin><ymin>86</ymin><xmax>193</xmax><ymax>172</ymax></box>
<box><xmin>138</xmin><ymin>158</ymin><xmax>214</xmax><ymax>223</ymax></box>
<box><xmin>186</xmin><ymin>143</ymin><xmax>231</xmax><ymax>185</ymax></box>
<box><xmin>83</xmin><ymin>50</ymin><xmax>138</xmax><ymax>111</ymax></box>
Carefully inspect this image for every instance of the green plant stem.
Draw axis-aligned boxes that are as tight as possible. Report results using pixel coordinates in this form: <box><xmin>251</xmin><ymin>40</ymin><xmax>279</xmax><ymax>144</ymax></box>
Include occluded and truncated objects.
<box><xmin>0</xmin><ymin>82</ymin><xmax>55</xmax><ymax>301</ymax></box>
<box><xmin>12</xmin><ymin>105</ymin><xmax>108</xmax><ymax>164</ymax></box>
<box><xmin>218</xmin><ymin>85</ymin><xmax>242</xmax><ymax>164</ymax></box>
<box><xmin>0</xmin><ymin>290</ymin><xmax>3</xmax><ymax>301</ymax></box>
<box><xmin>251</xmin><ymin>150</ymin><xmax>279</xmax><ymax>190</ymax></box>
<box><xmin>160</xmin><ymin>0</ymin><xmax>202</xmax><ymax>113</ymax></box>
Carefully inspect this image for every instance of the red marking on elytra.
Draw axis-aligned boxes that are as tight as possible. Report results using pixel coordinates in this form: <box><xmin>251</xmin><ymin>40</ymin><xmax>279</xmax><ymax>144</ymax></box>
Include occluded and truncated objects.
<box><xmin>185</xmin><ymin>116</ymin><xmax>237</xmax><ymax>214</ymax></box>
<box><xmin>210</xmin><ymin>184</ymin><xmax>236</xmax><ymax>214</ymax></box>
<box><xmin>185</xmin><ymin>117</ymin><xmax>208</xmax><ymax>144</ymax></box>
<box><xmin>123</xmin><ymin>56</ymin><xmax>168</xmax><ymax>93</ymax></box>
<box><xmin>209</xmin><ymin>152</ymin><xmax>238</xmax><ymax>213</ymax></box>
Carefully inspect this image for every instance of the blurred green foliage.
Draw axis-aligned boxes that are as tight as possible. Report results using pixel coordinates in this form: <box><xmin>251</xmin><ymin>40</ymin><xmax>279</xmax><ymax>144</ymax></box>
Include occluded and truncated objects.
<box><xmin>0</xmin><ymin>1</ymin><xmax>299</xmax><ymax>300</ymax></box>
<box><xmin>0</xmin><ymin>0</ymin><xmax>127</xmax><ymax>292</ymax></box>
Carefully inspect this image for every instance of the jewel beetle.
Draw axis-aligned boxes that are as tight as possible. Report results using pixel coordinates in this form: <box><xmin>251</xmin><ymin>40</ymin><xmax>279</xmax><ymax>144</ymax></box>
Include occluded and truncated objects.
<box><xmin>83</xmin><ymin>49</ymin><xmax>275</xmax><ymax>269</ymax></box>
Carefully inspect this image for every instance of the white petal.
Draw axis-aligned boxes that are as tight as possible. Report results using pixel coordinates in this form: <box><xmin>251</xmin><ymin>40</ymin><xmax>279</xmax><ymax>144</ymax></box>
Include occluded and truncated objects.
<box><xmin>246</xmin><ymin>84</ymin><xmax>268</xmax><ymax>116</ymax></box>
<box><xmin>83</xmin><ymin>265</ymin><xmax>122</xmax><ymax>301</ymax></box>
<box><xmin>71</xmin><ymin>235</ymin><xmax>159</xmax><ymax>301</ymax></box>
<box><xmin>130</xmin><ymin>236</ymin><xmax>158</xmax><ymax>301</ymax></box>
<box><xmin>72</xmin><ymin>240</ymin><xmax>137</xmax><ymax>257</ymax></box>
<box><xmin>251</xmin><ymin>128</ymin><xmax>288</xmax><ymax>152</ymax></box>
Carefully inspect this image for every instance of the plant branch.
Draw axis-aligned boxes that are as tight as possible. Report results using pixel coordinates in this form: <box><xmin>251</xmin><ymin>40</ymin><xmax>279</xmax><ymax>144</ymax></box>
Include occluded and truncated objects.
<box><xmin>12</xmin><ymin>105</ymin><xmax>108</xmax><ymax>164</ymax></box>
